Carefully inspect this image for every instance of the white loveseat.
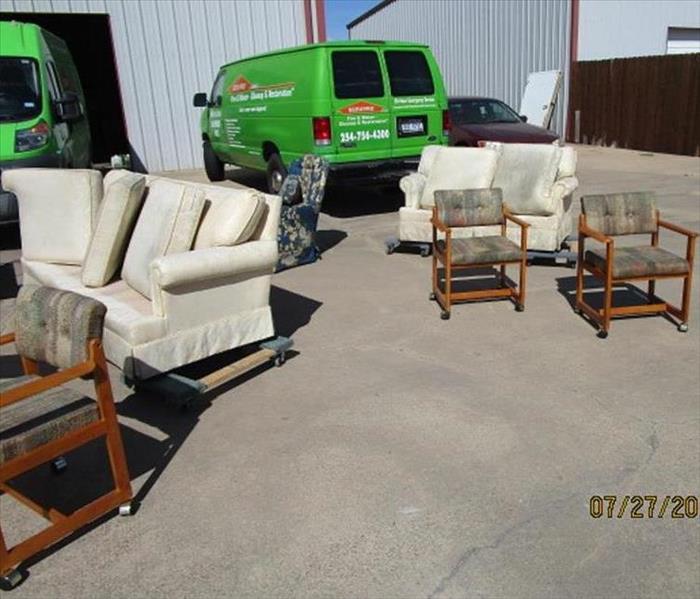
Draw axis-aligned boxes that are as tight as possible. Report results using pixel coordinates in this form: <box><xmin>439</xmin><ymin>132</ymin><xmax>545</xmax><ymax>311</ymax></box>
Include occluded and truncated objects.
<box><xmin>2</xmin><ymin>168</ymin><xmax>281</xmax><ymax>380</ymax></box>
<box><xmin>387</xmin><ymin>143</ymin><xmax>579</xmax><ymax>260</ymax></box>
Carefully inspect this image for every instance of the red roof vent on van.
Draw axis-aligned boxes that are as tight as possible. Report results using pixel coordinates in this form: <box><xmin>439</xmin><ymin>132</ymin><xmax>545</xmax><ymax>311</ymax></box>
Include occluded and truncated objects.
<box><xmin>313</xmin><ymin>117</ymin><xmax>332</xmax><ymax>146</ymax></box>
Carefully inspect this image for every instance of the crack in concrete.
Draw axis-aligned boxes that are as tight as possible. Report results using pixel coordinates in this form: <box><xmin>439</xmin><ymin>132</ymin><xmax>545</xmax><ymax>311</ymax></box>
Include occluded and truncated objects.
<box><xmin>426</xmin><ymin>423</ymin><xmax>662</xmax><ymax>599</ymax></box>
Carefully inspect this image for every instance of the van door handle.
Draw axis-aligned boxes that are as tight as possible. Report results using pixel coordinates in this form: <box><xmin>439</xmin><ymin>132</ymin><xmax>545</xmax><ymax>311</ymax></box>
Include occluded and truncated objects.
<box><xmin>341</xmin><ymin>141</ymin><xmax>356</xmax><ymax>148</ymax></box>
<box><xmin>428</xmin><ymin>135</ymin><xmax>436</xmax><ymax>141</ymax></box>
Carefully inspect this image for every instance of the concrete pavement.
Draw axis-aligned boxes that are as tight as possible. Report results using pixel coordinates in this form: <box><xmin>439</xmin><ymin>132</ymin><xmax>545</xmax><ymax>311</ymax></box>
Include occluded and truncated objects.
<box><xmin>1</xmin><ymin>145</ymin><xmax>699</xmax><ymax>598</ymax></box>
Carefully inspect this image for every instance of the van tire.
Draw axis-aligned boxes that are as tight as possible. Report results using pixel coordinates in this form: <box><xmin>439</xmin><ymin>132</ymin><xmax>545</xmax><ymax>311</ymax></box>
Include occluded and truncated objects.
<box><xmin>266</xmin><ymin>153</ymin><xmax>287</xmax><ymax>194</ymax></box>
<box><xmin>203</xmin><ymin>141</ymin><xmax>225</xmax><ymax>181</ymax></box>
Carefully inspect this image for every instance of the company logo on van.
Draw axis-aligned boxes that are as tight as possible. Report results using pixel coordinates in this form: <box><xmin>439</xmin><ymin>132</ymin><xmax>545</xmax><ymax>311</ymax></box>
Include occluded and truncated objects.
<box><xmin>229</xmin><ymin>76</ymin><xmax>253</xmax><ymax>93</ymax></box>
<box><xmin>339</xmin><ymin>101</ymin><xmax>385</xmax><ymax>115</ymax></box>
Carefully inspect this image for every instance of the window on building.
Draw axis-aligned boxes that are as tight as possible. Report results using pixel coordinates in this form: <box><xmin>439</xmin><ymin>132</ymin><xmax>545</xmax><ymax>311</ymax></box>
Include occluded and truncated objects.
<box><xmin>667</xmin><ymin>27</ymin><xmax>700</xmax><ymax>55</ymax></box>
<box><xmin>332</xmin><ymin>51</ymin><xmax>384</xmax><ymax>99</ymax></box>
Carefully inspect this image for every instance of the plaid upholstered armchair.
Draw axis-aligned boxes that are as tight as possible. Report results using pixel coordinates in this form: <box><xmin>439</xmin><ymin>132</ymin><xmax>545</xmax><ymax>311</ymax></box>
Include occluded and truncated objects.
<box><xmin>276</xmin><ymin>155</ymin><xmax>329</xmax><ymax>271</ymax></box>
<box><xmin>431</xmin><ymin>188</ymin><xmax>529</xmax><ymax>320</ymax></box>
<box><xmin>0</xmin><ymin>286</ymin><xmax>133</xmax><ymax>588</ymax></box>
<box><xmin>576</xmin><ymin>192</ymin><xmax>698</xmax><ymax>337</ymax></box>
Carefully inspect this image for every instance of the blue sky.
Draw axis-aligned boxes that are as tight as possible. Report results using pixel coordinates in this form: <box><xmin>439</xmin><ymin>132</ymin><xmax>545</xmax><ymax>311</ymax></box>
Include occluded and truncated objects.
<box><xmin>325</xmin><ymin>0</ymin><xmax>380</xmax><ymax>40</ymax></box>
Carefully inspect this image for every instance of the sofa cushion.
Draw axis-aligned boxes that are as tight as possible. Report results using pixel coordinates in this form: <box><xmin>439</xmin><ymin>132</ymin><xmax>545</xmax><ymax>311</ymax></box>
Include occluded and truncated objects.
<box><xmin>420</xmin><ymin>147</ymin><xmax>499</xmax><ymax>208</ymax></box>
<box><xmin>558</xmin><ymin>146</ymin><xmax>577</xmax><ymax>178</ymax></box>
<box><xmin>81</xmin><ymin>173</ymin><xmax>146</xmax><ymax>287</ymax></box>
<box><xmin>436</xmin><ymin>236</ymin><xmax>523</xmax><ymax>265</ymax></box>
<box><xmin>122</xmin><ymin>179</ymin><xmax>205</xmax><ymax>299</ymax></box>
<box><xmin>585</xmin><ymin>246</ymin><xmax>689</xmax><ymax>278</ymax></box>
<box><xmin>191</xmin><ymin>186</ymin><xmax>266</xmax><ymax>249</ymax></box>
<box><xmin>490</xmin><ymin>143</ymin><xmax>562</xmax><ymax>216</ymax></box>
<box><xmin>2</xmin><ymin>168</ymin><xmax>102</xmax><ymax>265</ymax></box>
<box><xmin>22</xmin><ymin>260</ymin><xmax>166</xmax><ymax>346</ymax></box>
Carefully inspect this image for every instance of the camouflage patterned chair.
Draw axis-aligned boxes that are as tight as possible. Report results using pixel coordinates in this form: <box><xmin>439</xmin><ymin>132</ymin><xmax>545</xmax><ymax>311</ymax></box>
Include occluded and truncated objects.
<box><xmin>0</xmin><ymin>286</ymin><xmax>133</xmax><ymax>588</ymax></box>
<box><xmin>576</xmin><ymin>192</ymin><xmax>698</xmax><ymax>337</ymax></box>
<box><xmin>276</xmin><ymin>155</ymin><xmax>329</xmax><ymax>271</ymax></box>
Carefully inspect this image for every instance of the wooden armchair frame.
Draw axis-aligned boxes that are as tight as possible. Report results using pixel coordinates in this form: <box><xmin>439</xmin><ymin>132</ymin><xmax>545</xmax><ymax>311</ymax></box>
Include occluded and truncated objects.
<box><xmin>575</xmin><ymin>211</ymin><xmax>697</xmax><ymax>337</ymax></box>
<box><xmin>0</xmin><ymin>334</ymin><xmax>132</xmax><ymax>588</ymax></box>
<box><xmin>431</xmin><ymin>206</ymin><xmax>529</xmax><ymax>319</ymax></box>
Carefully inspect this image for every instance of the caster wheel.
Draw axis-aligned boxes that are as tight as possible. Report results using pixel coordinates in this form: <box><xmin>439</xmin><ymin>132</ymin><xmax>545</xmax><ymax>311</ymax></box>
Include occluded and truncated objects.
<box><xmin>51</xmin><ymin>456</ymin><xmax>68</xmax><ymax>474</ymax></box>
<box><xmin>515</xmin><ymin>304</ymin><xmax>525</xmax><ymax>312</ymax></box>
<box><xmin>274</xmin><ymin>354</ymin><xmax>286</xmax><ymax>367</ymax></box>
<box><xmin>597</xmin><ymin>329</ymin><xmax>609</xmax><ymax>339</ymax></box>
<box><xmin>118</xmin><ymin>503</ymin><xmax>134</xmax><ymax>517</ymax></box>
<box><xmin>429</xmin><ymin>292</ymin><xmax>436</xmax><ymax>301</ymax></box>
<box><xmin>678</xmin><ymin>323</ymin><xmax>688</xmax><ymax>332</ymax></box>
<box><xmin>0</xmin><ymin>569</ymin><xmax>22</xmax><ymax>589</ymax></box>
<box><xmin>574</xmin><ymin>307</ymin><xmax>582</xmax><ymax>315</ymax></box>
<box><xmin>385</xmin><ymin>245</ymin><xmax>394</xmax><ymax>255</ymax></box>
<box><xmin>440</xmin><ymin>311</ymin><xmax>450</xmax><ymax>320</ymax></box>
<box><xmin>420</xmin><ymin>246</ymin><xmax>431</xmax><ymax>257</ymax></box>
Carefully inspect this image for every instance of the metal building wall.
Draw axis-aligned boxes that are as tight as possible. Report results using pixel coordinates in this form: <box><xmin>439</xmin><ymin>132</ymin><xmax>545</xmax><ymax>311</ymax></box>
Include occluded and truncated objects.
<box><xmin>349</xmin><ymin>0</ymin><xmax>572</xmax><ymax>136</ymax></box>
<box><xmin>0</xmin><ymin>0</ymin><xmax>308</xmax><ymax>171</ymax></box>
<box><xmin>578</xmin><ymin>0</ymin><xmax>700</xmax><ymax>61</ymax></box>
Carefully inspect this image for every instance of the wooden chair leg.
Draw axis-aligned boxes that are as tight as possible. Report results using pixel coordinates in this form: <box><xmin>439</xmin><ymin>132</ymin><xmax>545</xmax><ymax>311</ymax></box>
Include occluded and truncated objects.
<box><xmin>444</xmin><ymin>258</ymin><xmax>452</xmax><ymax>317</ymax></box>
<box><xmin>680</xmin><ymin>272</ymin><xmax>693</xmax><ymax>328</ymax></box>
<box><xmin>20</xmin><ymin>357</ymin><xmax>38</xmax><ymax>376</ymax></box>
<box><xmin>601</xmin><ymin>272</ymin><xmax>613</xmax><ymax>337</ymax></box>
<box><xmin>648</xmin><ymin>279</ymin><xmax>656</xmax><ymax>302</ymax></box>
<box><xmin>575</xmin><ymin>249</ymin><xmax>584</xmax><ymax>310</ymax></box>
<box><xmin>518</xmin><ymin>256</ymin><xmax>527</xmax><ymax>310</ymax></box>
<box><xmin>432</xmin><ymin>247</ymin><xmax>438</xmax><ymax>298</ymax></box>
<box><xmin>93</xmin><ymin>345</ymin><xmax>132</xmax><ymax>503</ymax></box>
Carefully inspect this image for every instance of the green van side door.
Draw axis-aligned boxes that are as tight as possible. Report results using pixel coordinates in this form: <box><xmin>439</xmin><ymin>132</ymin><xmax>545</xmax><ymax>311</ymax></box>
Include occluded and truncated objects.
<box><xmin>328</xmin><ymin>48</ymin><xmax>393</xmax><ymax>163</ymax></box>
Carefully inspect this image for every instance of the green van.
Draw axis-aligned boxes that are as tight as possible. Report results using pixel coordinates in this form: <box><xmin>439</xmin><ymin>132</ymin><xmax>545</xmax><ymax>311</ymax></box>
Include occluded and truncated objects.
<box><xmin>194</xmin><ymin>40</ymin><xmax>449</xmax><ymax>193</ymax></box>
<box><xmin>0</xmin><ymin>21</ymin><xmax>90</xmax><ymax>222</ymax></box>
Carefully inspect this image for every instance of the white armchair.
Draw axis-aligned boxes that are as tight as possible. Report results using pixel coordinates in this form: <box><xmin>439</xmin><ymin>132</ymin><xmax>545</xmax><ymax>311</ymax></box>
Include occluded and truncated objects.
<box><xmin>387</xmin><ymin>143</ymin><xmax>579</xmax><ymax>262</ymax></box>
<box><xmin>3</xmin><ymin>168</ymin><xmax>281</xmax><ymax>380</ymax></box>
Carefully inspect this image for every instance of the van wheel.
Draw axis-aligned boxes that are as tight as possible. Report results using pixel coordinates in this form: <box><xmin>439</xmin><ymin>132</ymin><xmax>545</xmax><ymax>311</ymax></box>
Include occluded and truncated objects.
<box><xmin>266</xmin><ymin>153</ymin><xmax>287</xmax><ymax>194</ymax></box>
<box><xmin>203</xmin><ymin>141</ymin><xmax>225</xmax><ymax>181</ymax></box>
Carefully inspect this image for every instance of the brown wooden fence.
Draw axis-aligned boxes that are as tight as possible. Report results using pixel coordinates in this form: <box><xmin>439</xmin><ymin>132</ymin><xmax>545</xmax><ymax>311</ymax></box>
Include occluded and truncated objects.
<box><xmin>567</xmin><ymin>53</ymin><xmax>700</xmax><ymax>156</ymax></box>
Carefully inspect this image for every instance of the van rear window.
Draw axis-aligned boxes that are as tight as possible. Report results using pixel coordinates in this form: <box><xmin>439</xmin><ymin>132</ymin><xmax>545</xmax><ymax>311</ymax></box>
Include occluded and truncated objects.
<box><xmin>332</xmin><ymin>51</ymin><xmax>384</xmax><ymax>99</ymax></box>
<box><xmin>384</xmin><ymin>51</ymin><xmax>434</xmax><ymax>97</ymax></box>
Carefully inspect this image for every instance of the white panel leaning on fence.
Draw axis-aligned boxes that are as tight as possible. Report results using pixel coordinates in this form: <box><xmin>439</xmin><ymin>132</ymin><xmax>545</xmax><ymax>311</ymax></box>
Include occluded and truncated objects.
<box><xmin>386</xmin><ymin>143</ymin><xmax>579</xmax><ymax>264</ymax></box>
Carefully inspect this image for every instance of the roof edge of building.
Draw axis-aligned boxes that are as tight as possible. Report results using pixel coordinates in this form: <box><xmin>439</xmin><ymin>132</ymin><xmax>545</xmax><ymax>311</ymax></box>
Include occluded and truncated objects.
<box><xmin>347</xmin><ymin>0</ymin><xmax>397</xmax><ymax>30</ymax></box>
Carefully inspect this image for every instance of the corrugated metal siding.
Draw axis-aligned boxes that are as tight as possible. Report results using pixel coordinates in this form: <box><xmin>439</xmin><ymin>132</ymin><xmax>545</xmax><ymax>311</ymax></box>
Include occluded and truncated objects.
<box><xmin>0</xmin><ymin>0</ymin><xmax>308</xmax><ymax>170</ymax></box>
<box><xmin>349</xmin><ymin>0</ymin><xmax>571</xmax><ymax>136</ymax></box>
<box><xmin>578</xmin><ymin>0</ymin><xmax>700</xmax><ymax>60</ymax></box>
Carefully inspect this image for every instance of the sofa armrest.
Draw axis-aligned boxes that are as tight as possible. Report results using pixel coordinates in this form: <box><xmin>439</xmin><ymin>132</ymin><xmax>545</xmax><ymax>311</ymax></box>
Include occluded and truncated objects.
<box><xmin>551</xmin><ymin>176</ymin><xmax>579</xmax><ymax>202</ymax></box>
<box><xmin>151</xmin><ymin>241</ymin><xmax>278</xmax><ymax>291</ymax></box>
<box><xmin>399</xmin><ymin>172</ymin><xmax>427</xmax><ymax>210</ymax></box>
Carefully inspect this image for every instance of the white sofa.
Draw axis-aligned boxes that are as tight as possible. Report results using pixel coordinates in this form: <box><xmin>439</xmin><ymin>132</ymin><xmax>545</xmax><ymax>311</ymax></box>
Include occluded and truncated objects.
<box><xmin>2</xmin><ymin>168</ymin><xmax>281</xmax><ymax>380</ymax></box>
<box><xmin>387</xmin><ymin>143</ymin><xmax>579</xmax><ymax>260</ymax></box>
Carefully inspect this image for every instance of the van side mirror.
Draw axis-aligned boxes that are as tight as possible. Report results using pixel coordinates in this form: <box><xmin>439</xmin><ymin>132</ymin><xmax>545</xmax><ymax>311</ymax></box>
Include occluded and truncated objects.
<box><xmin>55</xmin><ymin>92</ymin><xmax>82</xmax><ymax>122</ymax></box>
<box><xmin>519</xmin><ymin>114</ymin><xmax>528</xmax><ymax>123</ymax></box>
<box><xmin>193</xmin><ymin>93</ymin><xmax>208</xmax><ymax>107</ymax></box>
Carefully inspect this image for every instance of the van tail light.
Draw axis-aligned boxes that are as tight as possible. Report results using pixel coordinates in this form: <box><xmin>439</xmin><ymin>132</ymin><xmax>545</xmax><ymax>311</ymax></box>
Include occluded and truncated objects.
<box><xmin>442</xmin><ymin>109</ymin><xmax>451</xmax><ymax>137</ymax></box>
<box><xmin>312</xmin><ymin>117</ymin><xmax>331</xmax><ymax>146</ymax></box>
<box><xmin>15</xmin><ymin>120</ymin><xmax>51</xmax><ymax>152</ymax></box>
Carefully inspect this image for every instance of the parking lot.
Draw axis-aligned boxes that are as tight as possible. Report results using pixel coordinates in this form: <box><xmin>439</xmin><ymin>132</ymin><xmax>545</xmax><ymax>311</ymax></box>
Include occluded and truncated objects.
<box><xmin>1</xmin><ymin>144</ymin><xmax>699</xmax><ymax>598</ymax></box>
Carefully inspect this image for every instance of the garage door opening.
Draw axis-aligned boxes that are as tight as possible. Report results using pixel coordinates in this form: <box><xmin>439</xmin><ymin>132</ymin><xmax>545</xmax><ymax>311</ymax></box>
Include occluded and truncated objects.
<box><xmin>1</xmin><ymin>12</ymin><xmax>129</xmax><ymax>165</ymax></box>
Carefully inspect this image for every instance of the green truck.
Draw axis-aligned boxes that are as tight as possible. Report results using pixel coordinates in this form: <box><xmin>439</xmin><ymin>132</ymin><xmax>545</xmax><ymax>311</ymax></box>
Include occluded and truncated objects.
<box><xmin>0</xmin><ymin>21</ymin><xmax>90</xmax><ymax>222</ymax></box>
<box><xmin>194</xmin><ymin>40</ymin><xmax>449</xmax><ymax>193</ymax></box>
